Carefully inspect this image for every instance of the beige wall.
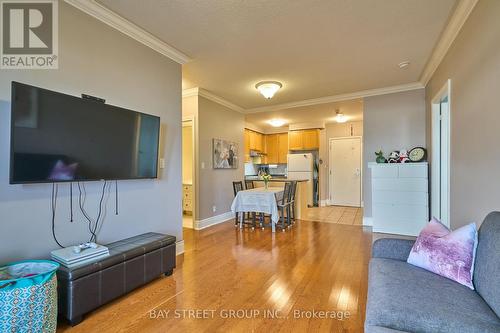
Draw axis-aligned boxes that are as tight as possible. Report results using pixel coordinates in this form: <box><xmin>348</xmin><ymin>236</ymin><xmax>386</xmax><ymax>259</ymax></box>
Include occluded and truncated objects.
<box><xmin>182</xmin><ymin>95</ymin><xmax>198</xmax><ymax>119</ymax></box>
<box><xmin>319</xmin><ymin>121</ymin><xmax>363</xmax><ymax>202</ymax></box>
<box><xmin>0</xmin><ymin>2</ymin><xmax>182</xmax><ymax>262</ymax></box>
<box><xmin>363</xmin><ymin>89</ymin><xmax>426</xmax><ymax>218</ymax></box>
<box><xmin>182</xmin><ymin>125</ymin><xmax>193</xmax><ymax>184</ymax></box>
<box><xmin>426</xmin><ymin>0</ymin><xmax>500</xmax><ymax>228</ymax></box>
<box><xmin>195</xmin><ymin>97</ymin><xmax>245</xmax><ymax>221</ymax></box>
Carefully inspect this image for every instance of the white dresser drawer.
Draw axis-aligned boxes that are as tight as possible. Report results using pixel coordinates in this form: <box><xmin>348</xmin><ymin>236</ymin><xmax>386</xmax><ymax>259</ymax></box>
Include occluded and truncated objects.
<box><xmin>373</xmin><ymin>203</ymin><xmax>428</xmax><ymax>220</ymax></box>
<box><xmin>371</xmin><ymin>165</ymin><xmax>399</xmax><ymax>178</ymax></box>
<box><xmin>372</xmin><ymin>178</ymin><xmax>428</xmax><ymax>192</ymax></box>
<box><xmin>372</xmin><ymin>217</ymin><xmax>428</xmax><ymax>236</ymax></box>
<box><xmin>373</xmin><ymin>191</ymin><xmax>428</xmax><ymax>205</ymax></box>
<box><xmin>398</xmin><ymin>164</ymin><xmax>428</xmax><ymax>178</ymax></box>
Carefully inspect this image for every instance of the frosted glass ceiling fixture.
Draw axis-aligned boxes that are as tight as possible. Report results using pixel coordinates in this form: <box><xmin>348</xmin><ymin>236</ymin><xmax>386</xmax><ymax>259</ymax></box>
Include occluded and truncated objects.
<box><xmin>255</xmin><ymin>81</ymin><xmax>282</xmax><ymax>99</ymax></box>
<box><xmin>268</xmin><ymin>119</ymin><xmax>286</xmax><ymax>127</ymax></box>
<box><xmin>335</xmin><ymin>110</ymin><xmax>347</xmax><ymax>123</ymax></box>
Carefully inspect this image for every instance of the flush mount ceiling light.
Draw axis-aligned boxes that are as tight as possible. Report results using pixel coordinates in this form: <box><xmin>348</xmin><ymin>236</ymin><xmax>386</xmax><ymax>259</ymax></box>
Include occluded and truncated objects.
<box><xmin>255</xmin><ymin>81</ymin><xmax>282</xmax><ymax>99</ymax></box>
<box><xmin>268</xmin><ymin>119</ymin><xmax>286</xmax><ymax>127</ymax></box>
<box><xmin>398</xmin><ymin>61</ymin><xmax>410</xmax><ymax>69</ymax></box>
<box><xmin>335</xmin><ymin>110</ymin><xmax>347</xmax><ymax>123</ymax></box>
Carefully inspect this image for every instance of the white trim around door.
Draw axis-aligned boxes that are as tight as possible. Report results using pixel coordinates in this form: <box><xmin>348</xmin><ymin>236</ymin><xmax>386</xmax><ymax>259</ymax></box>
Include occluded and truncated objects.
<box><xmin>431</xmin><ymin>79</ymin><xmax>451</xmax><ymax>228</ymax></box>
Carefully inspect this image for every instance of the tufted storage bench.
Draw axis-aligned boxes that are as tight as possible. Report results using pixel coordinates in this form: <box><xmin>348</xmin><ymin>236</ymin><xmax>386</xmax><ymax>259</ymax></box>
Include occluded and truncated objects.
<box><xmin>56</xmin><ymin>232</ymin><xmax>176</xmax><ymax>325</ymax></box>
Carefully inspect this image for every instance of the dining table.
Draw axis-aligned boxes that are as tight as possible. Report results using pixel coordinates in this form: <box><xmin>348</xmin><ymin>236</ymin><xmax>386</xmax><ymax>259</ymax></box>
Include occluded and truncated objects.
<box><xmin>230</xmin><ymin>187</ymin><xmax>284</xmax><ymax>232</ymax></box>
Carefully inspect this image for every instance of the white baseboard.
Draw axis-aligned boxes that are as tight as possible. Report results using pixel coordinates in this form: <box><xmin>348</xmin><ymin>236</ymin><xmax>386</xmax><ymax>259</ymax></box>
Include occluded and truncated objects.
<box><xmin>363</xmin><ymin>217</ymin><xmax>373</xmax><ymax>227</ymax></box>
<box><xmin>194</xmin><ymin>211</ymin><xmax>234</xmax><ymax>230</ymax></box>
<box><xmin>176</xmin><ymin>240</ymin><xmax>185</xmax><ymax>255</ymax></box>
<box><xmin>320</xmin><ymin>200</ymin><xmax>328</xmax><ymax>207</ymax></box>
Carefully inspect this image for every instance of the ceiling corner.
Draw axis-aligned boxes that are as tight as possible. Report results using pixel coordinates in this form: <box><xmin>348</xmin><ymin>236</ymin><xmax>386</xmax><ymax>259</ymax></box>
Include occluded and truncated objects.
<box><xmin>419</xmin><ymin>0</ymin><xmax>479</xmax><ymax>86</ymax></box>
<box><xmin>64</xmin><ymin>0</ymin><xmax>191</xmax><ymax>64</ymax></box>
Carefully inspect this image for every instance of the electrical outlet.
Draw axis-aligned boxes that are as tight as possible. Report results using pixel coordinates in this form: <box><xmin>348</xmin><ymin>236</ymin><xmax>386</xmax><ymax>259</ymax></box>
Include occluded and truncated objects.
<box><xmin>212</xmin><ymin>205</ymin><xmax>216</xmax><ymax>213</ymax></box>
<box><xmin>159</xmin><ymin>158</ymin><xmax>165</xmax><ymax>169</ymax></box>
<box><xmin>201</xmin><ymin>162</ymin><xmax>205</xmax><ymax>169</ymax></box>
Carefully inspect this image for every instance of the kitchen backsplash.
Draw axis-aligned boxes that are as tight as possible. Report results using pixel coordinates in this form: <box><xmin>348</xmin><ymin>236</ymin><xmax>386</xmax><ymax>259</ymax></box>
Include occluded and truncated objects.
<box><xmin>244</xmin><ymin>163</ymin><xmax>287</xmax><ymax>176</ymax></box>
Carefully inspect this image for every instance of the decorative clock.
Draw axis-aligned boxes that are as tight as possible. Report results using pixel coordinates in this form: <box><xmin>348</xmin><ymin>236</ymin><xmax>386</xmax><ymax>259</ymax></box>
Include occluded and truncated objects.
<box><xmin>408</xmin><ymin>147</ymin><xmax>427</xmax><ymax>162</ymax></box>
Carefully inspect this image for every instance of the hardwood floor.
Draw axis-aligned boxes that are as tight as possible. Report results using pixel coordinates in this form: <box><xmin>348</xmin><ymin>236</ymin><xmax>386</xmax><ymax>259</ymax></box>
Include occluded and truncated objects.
<box><xmin>58</xmin><ymin>219</ymin><xmax>372</xmax><ymax>333</ymax></box>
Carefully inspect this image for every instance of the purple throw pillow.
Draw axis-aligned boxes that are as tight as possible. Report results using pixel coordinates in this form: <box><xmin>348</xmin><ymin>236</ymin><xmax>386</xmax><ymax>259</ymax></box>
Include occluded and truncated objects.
<box><xmin>407</xmin><ymin>217</ymin><xmax>478</xmax><ymax>289</ymax></box>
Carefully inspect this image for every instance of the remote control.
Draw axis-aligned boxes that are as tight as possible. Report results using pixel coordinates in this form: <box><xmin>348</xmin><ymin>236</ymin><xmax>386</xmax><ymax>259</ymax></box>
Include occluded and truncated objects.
<box><xmin>72</xmin><ymin>242</ymin><xmax>98</xmax><ymax>254</ymax></box>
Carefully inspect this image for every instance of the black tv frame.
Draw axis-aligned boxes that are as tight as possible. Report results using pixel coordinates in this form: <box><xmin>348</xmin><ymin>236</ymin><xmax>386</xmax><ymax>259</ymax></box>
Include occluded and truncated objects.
<box><xmin>9</xmin><ymin>81</ymin><xmax>161</xmax><ymax>184</ymax></box>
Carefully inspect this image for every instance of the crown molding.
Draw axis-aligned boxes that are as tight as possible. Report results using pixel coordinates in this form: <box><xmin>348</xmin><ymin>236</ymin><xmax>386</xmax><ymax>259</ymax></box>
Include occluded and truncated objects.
<box><xmin>419</xmin><ymin>0</ymin><xmax>479</xmax><ymax>85</ymax></box>
<box><xmin>64</xmin><ymin>0</ymin><xmax>191</xmax><ymax>64</ymax></box>
<box><xmin>182</xmin><ymin>87</ymin><xmax>245</xmax><ymax>113</ymax></box>
<box><xmin>182</xmin><ymin>87</ymin><xmax>200</xmax><ymax>98</ymax></box>
<box><xmin>244</xmin><ymin>82</ymin><xmax>424</xmax><ymax>114</ymax></box>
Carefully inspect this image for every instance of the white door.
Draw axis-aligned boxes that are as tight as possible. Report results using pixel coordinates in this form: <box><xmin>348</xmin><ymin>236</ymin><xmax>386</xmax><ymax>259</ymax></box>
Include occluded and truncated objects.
<box><xmin>431</xmin><ymin>80</ymin><xmax>451</xmax><ymax>227</ymax></box>
<box><xmin>329</xmin><ymin>137</ymin><xmax>362</xmax><ymax>207</ymax></box>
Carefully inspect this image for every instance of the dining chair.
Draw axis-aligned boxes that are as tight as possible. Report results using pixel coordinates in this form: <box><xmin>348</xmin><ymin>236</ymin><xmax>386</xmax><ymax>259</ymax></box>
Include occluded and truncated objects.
<box><xmin>233</xmin><ymin>181</ymin><xmax>256</xmax><ymax>229</ymax></box>
<box><xmin>244</xmin><ymin>180</ymin><xmax>262</xmax><ymax>228</ymax></box>
<box><xmin>232</xmin><ymin>181</ymin><xmax>244</xmax><ymax>227</ymax></box>
<box><xmin>245</xmin><ymin>180</ymin><xmax>254</xmax><ymax>190</ymax></box>
<box><xmin>289</xmin><ymin>181</ymin><xmax>297</xmax><ymax>226</ymax></box>
<box><xmin>277</xmin><ymin>182</ymin><xmax>292</xmax><ymax>232</ymax></box>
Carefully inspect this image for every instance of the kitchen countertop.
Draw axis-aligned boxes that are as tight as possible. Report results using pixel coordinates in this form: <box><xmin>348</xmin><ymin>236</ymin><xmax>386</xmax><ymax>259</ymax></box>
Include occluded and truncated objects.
<box><xmin>245</xmin><ymin>177</ymin><xmax>309</xmax><ymax>182</ymax></box>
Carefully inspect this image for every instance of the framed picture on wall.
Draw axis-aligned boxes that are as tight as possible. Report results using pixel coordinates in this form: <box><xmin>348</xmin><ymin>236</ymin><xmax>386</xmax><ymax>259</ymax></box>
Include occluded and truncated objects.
<box><xmin>213</xmin><ymin>138</ymin><xmax>238</xmax><ymax>169</ymax></box>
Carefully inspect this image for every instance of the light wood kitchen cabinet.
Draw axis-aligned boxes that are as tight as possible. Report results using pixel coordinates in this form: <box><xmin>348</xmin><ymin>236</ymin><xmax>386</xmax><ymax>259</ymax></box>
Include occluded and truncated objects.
<box><xmin>288</xmin><ymin>129</ymin><xmax>320</xmax><ymax>150</ymax></box>
<box><xmin>265</xmin><ymin>134</ymin><xmax>279</xmax><ymax>164</ymax></box>
<box><xmin>303</xmin><ymin>129</ymin><xmax>320</xmax><ymax>149</ymax></box>
<box><xmin>255</xmin><ymin>132</ymin><xmax>263</xmax><ymax>151</ymax></box>
<box><xmin>263</xmin><ymin>133</ymin><xmax>288</xmax><ymax>164</ymax></box>
<box><xmin>288</xmin><ymin>131</ymin><xmax>303</xmax><ymax>150</ymax></box>
<box><xmin>278</xmin><ymin>133</ymin><xmax>288</xmax><ymax>163</ymax></box>
<box><xmin>244</xmin><ymin>129</ymin><xmax>251</xmax><ymax>162</ymax></box>
<box><xmin>247</xmin><ymin>129</ymin><xmax>264</xmax><ymax>152</ymax></box>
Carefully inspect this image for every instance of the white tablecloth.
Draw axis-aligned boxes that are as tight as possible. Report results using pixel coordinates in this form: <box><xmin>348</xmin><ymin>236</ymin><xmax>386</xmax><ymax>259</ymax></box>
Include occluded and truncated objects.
<box><xmin>230</xmin><ymin>187</ymin><xmax>283</xmax><ymax>229</ymax></box>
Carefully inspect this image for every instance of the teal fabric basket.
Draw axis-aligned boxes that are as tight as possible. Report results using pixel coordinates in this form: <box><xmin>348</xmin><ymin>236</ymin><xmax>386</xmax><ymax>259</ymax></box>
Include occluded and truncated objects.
<box><xmin>0</xmin><ymin>260</ymin><xmax>59</xmax><ymax>333</ymax></box>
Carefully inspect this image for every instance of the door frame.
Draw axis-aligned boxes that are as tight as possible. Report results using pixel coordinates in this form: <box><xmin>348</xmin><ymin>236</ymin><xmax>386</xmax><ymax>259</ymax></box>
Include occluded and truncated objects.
<box><xmin>328</xmin><ymin>136</ymin><xmax>363</xmax><ymax>207</ymax></box>
<box><xmin>182</xmin><ymin>117</ymin><xmax>196</xmax><ymax>228</ymax></box>
<box><xmin>431</xmin><ymin>79</ymin><xmax>451</xmax><ymax>227</ymax></box>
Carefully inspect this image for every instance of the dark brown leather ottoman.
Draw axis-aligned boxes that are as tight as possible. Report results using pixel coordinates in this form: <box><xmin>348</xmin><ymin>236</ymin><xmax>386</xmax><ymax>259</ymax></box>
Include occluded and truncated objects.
<box><xmin>56</xmin><ymin>232</ymin><xmax>176</xmax><ymax>325</ymax></box>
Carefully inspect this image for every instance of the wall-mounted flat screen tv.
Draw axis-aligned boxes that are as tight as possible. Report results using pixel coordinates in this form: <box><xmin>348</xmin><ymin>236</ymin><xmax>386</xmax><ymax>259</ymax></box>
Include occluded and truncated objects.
<box><xmin>10</xmin><ymin>82</ymin><xmax>160</xmax><ymax>184</ymax></box>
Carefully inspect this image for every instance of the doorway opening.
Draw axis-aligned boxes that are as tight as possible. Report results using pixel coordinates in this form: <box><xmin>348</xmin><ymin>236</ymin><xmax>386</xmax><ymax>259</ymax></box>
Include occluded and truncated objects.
<box><xmin>431</xmin><ymin>79</ymin><xmax>451</xmax><ymax>227</ymax></box>
<box><xmin>182</xmin><ymin>119</ymin><xmax>195</xmax><ymax>228</ymax></box>
<box><xmin>328</xmin><ymin>136</ymin><xmax>362</xmax><ymax>207</ymax></box>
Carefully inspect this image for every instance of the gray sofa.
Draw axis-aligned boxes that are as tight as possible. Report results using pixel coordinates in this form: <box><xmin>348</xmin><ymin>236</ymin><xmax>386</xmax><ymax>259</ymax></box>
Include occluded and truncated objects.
<box><xmin>365</xmin><ymin>212</ymin><xmax>500</xmax><ymax>333</ymax></box>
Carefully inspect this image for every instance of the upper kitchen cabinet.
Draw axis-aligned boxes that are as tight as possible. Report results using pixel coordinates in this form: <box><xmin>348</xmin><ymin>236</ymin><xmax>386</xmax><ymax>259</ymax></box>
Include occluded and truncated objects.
<box><xmin>244</xmin><ymin>129</ymin><xmax>251</xmax><ymax>162</ymax></box>
<box><xmin>265</xmin><ymin>134</ymin><xmax>279</xmax><ymax>164</ymax></box>
<box><xmin>288</xmin><ymin>131</ymin><xmax>303</xmax><ymax>150</ymax></box>
<box><xmin>288</xmin><ymin>129</ymin><xmax>320</xmax><ymax>150</ymax></box>
<box><xmin>277</xmin><ymin>133</ymin><xmax>288</xmax><ymax>163</ymax></box>
<box><xmin>245</xmin><ymin>129</ymin><xmax>264</xmax><ymax>152</ymax></box>
<box><xmin>264</xmin><ymin>133</ymin><xmax>288</xmax><ymax>164</ymax></box>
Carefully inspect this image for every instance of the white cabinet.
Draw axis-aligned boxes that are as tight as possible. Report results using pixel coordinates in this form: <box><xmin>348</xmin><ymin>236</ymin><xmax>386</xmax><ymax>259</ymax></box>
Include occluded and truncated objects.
<box><xmin>183</xmin><ymin>184</ymin><xmax>193</xmax><ymax>214</ymax></box>
<box><xmin>369</xmin><ymin>163</ymin><xmax>429</xmax><ymax>236</ymax></box>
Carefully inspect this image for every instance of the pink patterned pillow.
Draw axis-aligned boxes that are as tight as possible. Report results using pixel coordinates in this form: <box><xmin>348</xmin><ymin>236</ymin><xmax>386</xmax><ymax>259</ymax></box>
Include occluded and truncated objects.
<box><xmin>407</xmin><ymin>218</ymin><xmax>478</xmax><ymax>289</ymax></box>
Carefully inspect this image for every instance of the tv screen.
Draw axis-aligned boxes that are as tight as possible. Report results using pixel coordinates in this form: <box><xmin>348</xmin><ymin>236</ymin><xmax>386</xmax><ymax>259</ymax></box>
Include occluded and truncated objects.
<box><xmin>10</xmin><ymin>82</ymin><xmax>160</xmax><ymax>184</ymax></box>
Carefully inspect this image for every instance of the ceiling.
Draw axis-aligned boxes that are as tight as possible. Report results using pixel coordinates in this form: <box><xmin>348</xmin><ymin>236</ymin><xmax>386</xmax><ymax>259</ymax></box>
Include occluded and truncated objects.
<box><xmin>98</xmin><ymin>0</ymin><xmax>457</xmax><ymax>109</ymax></box>
<box><xmin>245</xmin><ymin>99</ymin><xmax>363</xmax><ymax>132</ymax></box>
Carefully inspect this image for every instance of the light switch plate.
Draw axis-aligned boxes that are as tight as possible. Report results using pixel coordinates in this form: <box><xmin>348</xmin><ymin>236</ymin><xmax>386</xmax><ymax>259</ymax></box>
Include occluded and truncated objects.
<box><xmin>201</xmin><ymin>162</ymin><xmax>205</xmax><ymax>169</ymax></box>
<box><xmin>159</xmin><ymin>158</ymin><xmax>165</xmax><ymax>169</ymax></box>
